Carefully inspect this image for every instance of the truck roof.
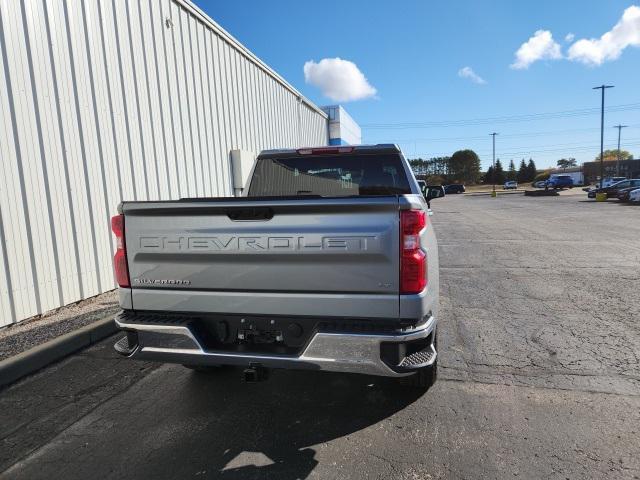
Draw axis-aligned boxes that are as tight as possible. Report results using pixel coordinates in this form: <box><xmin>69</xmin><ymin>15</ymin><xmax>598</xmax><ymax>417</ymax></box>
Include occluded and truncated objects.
<box><xmin>258</xmin><ymin>144</ymin><xmax>401</xmax><ymax>159</ymax></box>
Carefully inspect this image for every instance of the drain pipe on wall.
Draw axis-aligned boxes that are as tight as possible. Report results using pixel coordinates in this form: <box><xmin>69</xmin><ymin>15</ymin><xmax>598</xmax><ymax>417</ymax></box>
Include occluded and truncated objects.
<box><xmin>230</xmin><ymin>150</ymin><xmax>257</xmax><ymax>197</ymax></box>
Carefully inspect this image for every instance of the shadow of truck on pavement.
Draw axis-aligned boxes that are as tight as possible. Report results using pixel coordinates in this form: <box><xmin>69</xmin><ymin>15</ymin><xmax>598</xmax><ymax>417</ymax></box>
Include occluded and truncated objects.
<box><xmin>2</xmin><ymin>362</ymin><xmax>427</xmax><ymax>480</ymax></box>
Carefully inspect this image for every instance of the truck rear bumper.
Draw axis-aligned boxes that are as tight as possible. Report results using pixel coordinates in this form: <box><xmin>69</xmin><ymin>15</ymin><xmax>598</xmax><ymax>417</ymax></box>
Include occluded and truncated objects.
<box><xmin>114</xmin><ymin>313</ymin><xmax>437</xmax><ymax>378</ymax></box>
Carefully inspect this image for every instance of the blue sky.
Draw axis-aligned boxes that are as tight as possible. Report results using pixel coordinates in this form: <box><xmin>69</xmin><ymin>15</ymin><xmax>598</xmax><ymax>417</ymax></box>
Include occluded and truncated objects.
<box><xmin>201</xmin><ymin>1</ymin><xmax>640</xmax><ymax>169</ymax></box>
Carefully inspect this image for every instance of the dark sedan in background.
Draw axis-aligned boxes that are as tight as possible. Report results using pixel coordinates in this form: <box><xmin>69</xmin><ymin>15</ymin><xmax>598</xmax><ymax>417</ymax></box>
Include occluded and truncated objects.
<box><xmin>444</xmin><ymin>184</ymin><xmax>465</xmax><ymax>194</ymax></box>
<box><xmin>617</xmin><ymin>185</ymin><xmax>640</xmax><ymax>201</ymax></box>
<box><xmin>588</xmin><ymin>179</ymin><xmax>640</xmax><ymax>199</ymax></box>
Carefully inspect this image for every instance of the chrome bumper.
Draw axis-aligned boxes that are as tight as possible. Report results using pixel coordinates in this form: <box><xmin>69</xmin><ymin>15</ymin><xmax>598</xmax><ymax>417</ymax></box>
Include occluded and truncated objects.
<box><xmin>115</xmin><ymin>315</ymin><xmax>437</xmax><ymax>378</ymax></box>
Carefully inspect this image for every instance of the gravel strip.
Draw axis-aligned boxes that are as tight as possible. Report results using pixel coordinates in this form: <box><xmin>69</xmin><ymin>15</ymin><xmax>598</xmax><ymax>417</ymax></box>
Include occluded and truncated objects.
<box><xmin>0</xmin><ymin>291</ymin><xmax>119</xmax><ymax>361</ymax></box>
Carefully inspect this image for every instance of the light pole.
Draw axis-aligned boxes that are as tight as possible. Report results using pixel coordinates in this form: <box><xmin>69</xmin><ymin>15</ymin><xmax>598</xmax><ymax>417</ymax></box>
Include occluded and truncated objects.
<box><xmin>613</xmin><ymin>124</ymin><xmax>628</xmax><ymax>177</ymax></box>
<box><xmin>490</xmin><ymin>132</ymin><xmax>498</xmax><ymax>196</ymax></box>
<box><xmin>593</xmin><ymin>85</ymin><xmax>613</xmax><ymax>187</ymax></box>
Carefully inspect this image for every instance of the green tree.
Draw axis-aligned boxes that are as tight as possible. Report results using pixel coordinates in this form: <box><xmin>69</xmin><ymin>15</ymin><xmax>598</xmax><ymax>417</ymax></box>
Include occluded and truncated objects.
<box><xmin>534</xmin><ymin>168</ymin><xmax>553</xmax><ymax>182</ymax></box>
<box><xmin>483</xmin><ymin>166</ymin><xmax>494</xmax><ymax>185</ymax></box>
<box><xmin>425</xmin><ymin>175</ymin><xmax>445</xmax><ymax>185</ymax></box>
<box><xmin>449</xmin><ymin>149</ymin><xmax>481</xmax><ymax>184</ymax></box>
<box><xmin>516</xmin><ymin>159</ymin><xmax>528</xmax><ymax>183</ymax></box>
<box><xmin>494</xmin><ymin>159</ymin><xmax>505</xmax><ymax>185</ymax></box>
<box><xmin>557</xmin><ymin>158</ymin><xmax>577</xmax><ymax>170</ymax></box>
<box><xmin>595</xmin><ymin>149</ymin><xmax>632</xmax><ymax>162</ymax></box>
<box><xmin>507</xmin><ymin>159</ymin><xmax>517</xmax><ymax>180</ymax></box>
<box><xmin>526</xmin><ymin>159</ymin><xmax>537</xmax><ymax>181</ymax></box>
<box><xmin>408</xmin><ymin>158</ymin><xmax>426</xmax><ymax>175</ymax></box>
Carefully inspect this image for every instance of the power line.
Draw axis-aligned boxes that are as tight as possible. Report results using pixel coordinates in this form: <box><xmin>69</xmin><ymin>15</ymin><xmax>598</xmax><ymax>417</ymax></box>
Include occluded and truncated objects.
<box><xmin>495</xmin><ymin>140</ymin><xmax>640</xmax><ymax>157</ymax></box>
<box><xmin>362</xmin><ymin>102</ymin><xmax>640</xmax><ymax>129</ymax></box>
<box><xmin>410</xmin><ymin>139</ymin><xmax>640</xmax><ymax>159</ymax></box>
<box><xmin>479</xmin><ymin>137</ymin><xmax>639</xmax><ymax>152</ymax></box>
<box><xmin>366</xmin><ymin>124</ymin><xmax>640</xmax><ymax>144</ymax></box>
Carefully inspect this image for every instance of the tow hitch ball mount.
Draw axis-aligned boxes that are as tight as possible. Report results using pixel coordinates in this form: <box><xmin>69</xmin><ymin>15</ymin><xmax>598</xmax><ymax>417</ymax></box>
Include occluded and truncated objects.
<box><xmin>243</xmin><ymin>363</ymin><xmax>269</xmax><ymax>383</ymax></box>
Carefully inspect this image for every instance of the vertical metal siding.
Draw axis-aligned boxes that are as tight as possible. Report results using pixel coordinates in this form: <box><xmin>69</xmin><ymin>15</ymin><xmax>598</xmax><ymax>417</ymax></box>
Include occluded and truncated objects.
<box><xmin>0</xmin><ymin>0</ymin><xmax>328</xmax><ymax>325</ymax></box>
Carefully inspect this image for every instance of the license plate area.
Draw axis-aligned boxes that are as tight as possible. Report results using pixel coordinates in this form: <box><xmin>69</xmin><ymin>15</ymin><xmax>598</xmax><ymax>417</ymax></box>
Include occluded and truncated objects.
<box><xmin>190</xmin><ymin>315</ymin><xmax>312</xmax><ymax>356</ymax></box>
<box><xmin>238</xmin><ymin>321</ymin><xmax>283</xmax><ymax>344</ymax></box>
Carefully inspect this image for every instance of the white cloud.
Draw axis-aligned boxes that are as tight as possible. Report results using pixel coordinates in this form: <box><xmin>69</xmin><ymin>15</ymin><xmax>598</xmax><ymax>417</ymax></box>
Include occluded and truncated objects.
<box><xmin>567</xmin><ymin>5</ymin><xmax>640</xmax><ymax>66</ymax></box>
<box><xmin>303</xmin><ymin>57</ymin><xmax>377</xmax><ymax>102</ymax></box>
<box><xmin>565</xmin><ymin>33</ymin><xmax>575</xmax><ymax>42</ymax></box>
<box><xmin>510</xmin><ymin>30</ymin><xmax>563</xmax><ymax>69</ymax></box>
<box><xmin>457</xmin><ymin>66</ymin><xmax>486</xmax><ymax>84</ymax></box>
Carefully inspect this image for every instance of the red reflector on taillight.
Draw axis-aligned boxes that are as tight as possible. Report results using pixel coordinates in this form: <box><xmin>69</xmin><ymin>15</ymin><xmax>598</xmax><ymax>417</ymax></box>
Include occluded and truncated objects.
<box><xmin>401</xmin><ymin>210</ymin><xmax>426</xmax><ymax>235</ymax></box>
<box><xmin>111</xmin><ymin>214</ymin><xmax>130</xmax><ymax>288</ymax></box>
<box><xmin>400</xmin><ymin>210</ymin><xmax>427</xmax><ymax>294</ymax></box>
<box><xmin>113</xmin><ymin>249</ymin><xmax>129</xmax><ymax>288</ymax></box>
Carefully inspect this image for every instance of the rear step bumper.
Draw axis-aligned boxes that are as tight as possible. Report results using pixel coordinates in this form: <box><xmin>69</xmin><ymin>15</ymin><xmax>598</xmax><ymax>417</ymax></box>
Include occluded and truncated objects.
<box><xmin>114</xmin><ymin>313</ymin><xmax>437</xmax><ymax>377</ymax></box>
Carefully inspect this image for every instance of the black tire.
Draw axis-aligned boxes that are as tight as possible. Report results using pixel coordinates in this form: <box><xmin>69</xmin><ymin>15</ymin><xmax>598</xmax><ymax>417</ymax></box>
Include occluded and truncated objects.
<box><xmin>183</xmin><ymin>364</ymin><xmax>230</xmax><ymax>373</ymax></box>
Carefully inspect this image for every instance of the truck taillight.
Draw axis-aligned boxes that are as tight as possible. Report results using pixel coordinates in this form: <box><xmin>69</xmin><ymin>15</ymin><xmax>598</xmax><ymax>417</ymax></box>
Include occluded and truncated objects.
<box><xmin>111</xmin><ymin>214</ymin><xmax>130</xmax><ymax>288</ymax></box>
<box><xmin>400</xmin><ymin>210</ymin><xmax>426</xmax><ymax>294</ymax></box>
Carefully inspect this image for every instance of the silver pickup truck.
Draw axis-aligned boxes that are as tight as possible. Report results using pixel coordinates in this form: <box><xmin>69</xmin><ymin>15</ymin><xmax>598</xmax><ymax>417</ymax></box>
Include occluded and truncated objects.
<box><xmin>111</xmin><ymin>144</ymin><xmax>441</xmax><ymax>388</ymax></box>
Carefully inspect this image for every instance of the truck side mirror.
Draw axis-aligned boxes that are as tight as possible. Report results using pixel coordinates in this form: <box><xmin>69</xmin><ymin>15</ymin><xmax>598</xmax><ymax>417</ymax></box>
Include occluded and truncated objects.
<box><xmin>425</xmin><ymin>186</ymin><xmax>444</xmax><ymax>202</ymax></box>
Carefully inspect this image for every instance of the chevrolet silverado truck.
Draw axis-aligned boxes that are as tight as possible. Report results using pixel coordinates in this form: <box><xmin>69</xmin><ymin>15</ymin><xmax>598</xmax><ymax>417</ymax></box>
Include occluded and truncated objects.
<box><xmin>111</xmin><ymin>144</ymin><xmax>441</xmax><ymax>388</ymax></box>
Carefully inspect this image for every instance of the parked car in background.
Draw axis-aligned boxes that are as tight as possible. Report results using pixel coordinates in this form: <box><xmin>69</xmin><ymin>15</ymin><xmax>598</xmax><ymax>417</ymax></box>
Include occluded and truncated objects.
<box><xmin>616</xmin><ymin>184</ymin><xmax>640</xmax><ymax>202</ymax></box>
<box><xmin>503</xmin><ymin>181</ymin><xmax>517</xmax><ymax>190</ymax></box>
<box><xmin>532</xmin><ymin>180</ymin><xmax>547</xmax><ymax>188</ymax></box>
<box><xmin>599</xmin><ymin>176</ymin><xmax>627</xmax><ymax>188</ymax></box>
<box><xmin>444</xmin><ymin>184</ymin><xmax>465</xmax><ymax>194</ymax></box>
<box><xmin>588</xmin><ymin>179</ymin><xmax>640</xmax><ymax>199</ymax></box>
<box><xmin>545</xmin><ymin>175</ymin><xmax>574</xmax><ymax>189</ymax></box>
<box><xmin>629</xmin><ymin>188</ymin><xmax>640</xmax><ymax>203</ymax></box>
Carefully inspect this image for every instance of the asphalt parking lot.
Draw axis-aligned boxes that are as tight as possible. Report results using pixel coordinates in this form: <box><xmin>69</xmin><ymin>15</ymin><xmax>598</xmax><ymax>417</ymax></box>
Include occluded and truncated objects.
<box><xmin>1</xmin><ymin>194</ymin><xmax>639</xmax><ymax>479</ymax></box>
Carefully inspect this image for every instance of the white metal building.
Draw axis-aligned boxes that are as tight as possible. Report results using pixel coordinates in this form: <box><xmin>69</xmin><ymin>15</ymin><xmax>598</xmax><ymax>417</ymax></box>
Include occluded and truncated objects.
<box><xmin>0</xmin><ymin>0</ymin><xmax>329</xmax><ymax>325</ymax></box>
<box><xmin>549</xmin><ymin>168</ymin><xmax>584</xmax><ymax>186</ymax></box>
<box><xmin>322</xmin><ymin>105</ymin><xmax>362</xmax><ymax>146</ymax></box>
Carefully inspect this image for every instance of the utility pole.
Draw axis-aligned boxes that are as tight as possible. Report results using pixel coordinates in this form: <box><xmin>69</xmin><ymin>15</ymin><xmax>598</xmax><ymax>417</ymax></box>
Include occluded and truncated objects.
<box><xmin>593</xmin><ymin>85</ymin><xmax>613</xmax><ymax>187</ymax></box>
<box><xmin>613</xmin><ymin>124</ymin><xmax>628</xmax><ymax>177</ymax></box>
<box><xmin>490</xmin><ymin>133</ymin><xmax>498</xmax><ymax>196</ymax></box>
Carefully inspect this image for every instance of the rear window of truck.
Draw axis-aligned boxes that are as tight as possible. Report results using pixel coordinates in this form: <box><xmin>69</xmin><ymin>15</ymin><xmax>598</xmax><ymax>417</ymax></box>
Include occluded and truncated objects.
<box><xmin>247</xmin><ymin>154</ymin><xmax>412</xmax><ymax>197</ymax></box>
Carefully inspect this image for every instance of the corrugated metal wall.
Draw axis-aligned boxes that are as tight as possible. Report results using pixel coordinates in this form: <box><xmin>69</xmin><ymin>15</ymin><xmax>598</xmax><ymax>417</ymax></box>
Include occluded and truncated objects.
<box><xmin>0</xmin><ymin>0</ymin><xmax>328</xmax><ymax>326</ymax></box>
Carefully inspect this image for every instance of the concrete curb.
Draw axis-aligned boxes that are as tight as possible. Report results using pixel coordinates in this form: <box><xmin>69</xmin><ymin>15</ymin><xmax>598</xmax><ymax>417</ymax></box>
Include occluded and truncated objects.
<box><xmin>0</xmin><ymin>316</ymin><xmax>117</xmax><ymax>390</ymax></box>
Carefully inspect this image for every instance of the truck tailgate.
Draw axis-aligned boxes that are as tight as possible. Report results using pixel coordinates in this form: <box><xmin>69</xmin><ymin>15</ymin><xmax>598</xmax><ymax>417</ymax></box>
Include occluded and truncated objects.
<box><xmin>122</xmin><ymin>197</ymin><xmax>401</xmax><ymax>318</ymax></box>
